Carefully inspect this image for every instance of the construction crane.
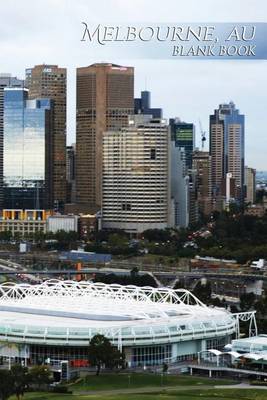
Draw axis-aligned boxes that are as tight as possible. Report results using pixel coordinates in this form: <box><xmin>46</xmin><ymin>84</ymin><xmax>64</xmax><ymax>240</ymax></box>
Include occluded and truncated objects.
<box><xmin>199</xmin><ymin>119</ymin><xmax>206</xmax><ymax>150</ymax></box>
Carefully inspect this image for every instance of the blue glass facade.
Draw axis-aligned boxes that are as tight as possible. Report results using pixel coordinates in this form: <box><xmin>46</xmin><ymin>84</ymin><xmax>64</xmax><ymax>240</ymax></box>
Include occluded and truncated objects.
<box><xmin>4</xmin><ymin>88</ymin><xmax>52</xmax><ymax>209</ymax></box>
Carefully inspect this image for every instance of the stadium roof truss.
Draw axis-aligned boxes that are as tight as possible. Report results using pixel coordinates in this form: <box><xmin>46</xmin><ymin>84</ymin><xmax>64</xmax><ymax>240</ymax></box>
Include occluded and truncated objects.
<box><xmin>0</xmin><ymin>280</ymin><xmax>237</xmax><ymax>349</ymax></box>
<box><xmin>0</xmin><ymin>280</ymin><xmax>208</xmax><ymax>321</ymax></box>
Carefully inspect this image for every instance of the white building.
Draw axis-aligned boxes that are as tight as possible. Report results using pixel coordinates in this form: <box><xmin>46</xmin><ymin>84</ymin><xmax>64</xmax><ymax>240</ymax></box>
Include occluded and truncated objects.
<box><xmin>102</xmin><ymin>115</ymin><xmax>171</xmax><ymax>234</ymax></box>
<box><xmin>47</xmin><ymin>215</ymin><xmax>78</xmax><ymax>233</ymax></box>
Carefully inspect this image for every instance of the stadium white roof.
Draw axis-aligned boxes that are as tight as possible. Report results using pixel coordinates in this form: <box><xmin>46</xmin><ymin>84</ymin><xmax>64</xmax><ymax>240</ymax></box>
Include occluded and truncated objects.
<box><xmin>0</xmin><ymin>280</ymin><xmax>236</xmax><ymax>346</ymax></box>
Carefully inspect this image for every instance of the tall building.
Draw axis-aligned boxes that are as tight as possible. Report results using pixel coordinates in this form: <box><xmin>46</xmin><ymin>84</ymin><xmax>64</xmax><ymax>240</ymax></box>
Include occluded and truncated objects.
<box><xmin>171</xmin><ymin>145</ymin><xmax>189</xmax><ymax>228</ymax></box>
<box><xmin>102</xmin><ymin>115</ymin><xmax>171</xmax><ymax>234</ymax></box>
<box><xmin>170</xmin><ymin>118</ymin><xmax>195</xmax><ymax>171</ymax></box>
<box><xmin>0</xmin><ymin>74</ymin><xmax>24</xmax><ymax>208</ymax></box>
<box><xmin>66</xmin><ymin>144</ymin><xmax>76</xmax><ymax>203</ymax></box>
<box><xmin>76</xmin><ymin>63</ymin><xmax>134</xmax><ymax>209</ymax></box>
<box><xmin>3</xmin><ymin>88</ymin><xmax>53</xmax><ymax>209</ymax></box>
<box><xmin>245</xmin><ymin>166</ymin><xmax>256</xmax><ymax>204</ymax></box>
<box><xmin>192</xmin><ymin>150</ymin><xmax>212</xmax><ymax>216</ymax></box>
<box><xmin>210</xmin><ymin>102</ymin><xmax>245</xmax><ymax>202</ymax></box>
<box><xmin>134</xmin><ymin>90</ymin><xmax>162</xmax><ymax>118</ymax></box>
<box><xmin>25</xmin><ymin>64</ymin><xmax>67</xmax><ymax>211</ymax></box>
<box><xmin>188</xmin><ymin>170</ymin><xmax>199</xmax><ymax>226</ymax></box>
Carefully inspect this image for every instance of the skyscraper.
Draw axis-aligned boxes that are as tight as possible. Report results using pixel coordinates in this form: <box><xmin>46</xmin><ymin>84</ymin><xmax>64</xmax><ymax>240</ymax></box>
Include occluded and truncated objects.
<box><xmin>3</xmin><ymin>88</ymin><xmax>53</xmax><ymax>209</ymax></box>
<box><xmin>170</xmin><ymin>118</ymin><xmax>195</xmax><ymax>171</ymax></box>
<box><xmin>171</xmin><ymin>145</ymin><xmax>189</xmax><ymax>228</ymax></box>
<box><xmin>134</xmin><ymin>90</ymin><xmax>162</xmax><ymax>118</ymax></box>
<box><xmin>0</xmin><ymin>74</ymin><xmax>24</xmax><ymax>208</ymax></box>
<box><xmin>245</xmin><ymin>166</ymin><xmax>256</xmax><ymax>204</ymax></box>
<box><xmin>210</xmin><ymin>102</ymin><xmax>245</xmax><ymax>202</ymax></box>
<box><xmin>25</xmin><ymin>64</ymin><xmax>67</xmax><ymax>211</ymax></box>
<box><xmin>102</xmin><ymin>115</ymin><xmax>171</xmax><ymax>234</ymax></box>
<box><xmin>66</xmin><ymin>144</ymin><xmax>76</xmax><ymax>203</ymax></box>
<box><xmin>76</xmin><ymin>63</ymin><xmax>134</xmax><ymax>209</ymax></box>
<box><xmin>192</xmin><ymin>150</ymin><xmax>212</xmax><ymax>216</ymax></box>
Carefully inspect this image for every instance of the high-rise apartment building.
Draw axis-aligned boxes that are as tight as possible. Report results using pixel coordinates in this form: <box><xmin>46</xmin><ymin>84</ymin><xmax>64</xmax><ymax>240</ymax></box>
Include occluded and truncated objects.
<box><xmin>245</xmin><ymin>166</ymin><xmax>256</xmax><ymax>204</ymax></box>
<box><xmin>170</xmin><ymin>118</ymin><xmax>195</xmax><ymax>171</ymax></box>
<box><xmin>192</xmin><ymin>150</ymin><xmax>212</xmax><ymax>216</ymax></box>
<box><xmin>25</xmin><ymin>64</ymin><xmax>67</xmax><ymax>211</ymax></box>
<box><xmin>3</xmin><ymin>88</ymin><xmax>53</xmax><ymax>209</ymax></box>
<box><xmin>0</xmin><ymin>74</ymin><xmax>24</xmax><ymax>208</ymax></box>
<box><xmin>102</xmin><ymin>115</ymin><xmax>171</xmax><ymax>234</ymax></box>
<box><xmin>210</xmin><ymin>102</ymin><xmax>245</xmax><ymax>202</ymax></box>
<box><xmin>76</xmin><ymin>63</ymin><xmax>134</xmax><ymax>209</ymax></box>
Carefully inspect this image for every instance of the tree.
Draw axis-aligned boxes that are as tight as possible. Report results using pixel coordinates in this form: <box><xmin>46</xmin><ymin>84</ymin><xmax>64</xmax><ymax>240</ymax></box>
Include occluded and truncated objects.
<box><xmin>88</xmin><ymin>334</ymin><xmax>124</xmax><ymax>375</ymax></box>
<box><xmin>239</xmin><ymin>292</ymin><xmax>256</xmax><ymax>311</ymax></box>
<box><xmin>29</xmin><ymin>365</ymin><xmax>51</xmax><ymax>388</ymax></box>
<box><xmin>192</xmin><ymin>281</ymin><xmax>212</xmax><ymax>304</ymax></box>
<box><xmin>0</xmin><ymin>370</ymin><xmax>14</xmax><ymax>400</ymax></box>
<box><xmin>10</xmin><ymin>365</ymin><xmax>30</xmax><ymax>400</ymax></box>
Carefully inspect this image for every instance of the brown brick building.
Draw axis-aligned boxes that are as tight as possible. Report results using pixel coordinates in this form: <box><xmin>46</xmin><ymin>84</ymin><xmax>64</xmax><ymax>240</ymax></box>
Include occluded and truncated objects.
<box><xmin>25</xmin><ymin>65</ymin><xmax>67</xmax><ymax>211</ymax></box>
<box><xmin>76</xmin><ymin>63</ymin><xmax>134</xmax><ymax>209</ymax></box>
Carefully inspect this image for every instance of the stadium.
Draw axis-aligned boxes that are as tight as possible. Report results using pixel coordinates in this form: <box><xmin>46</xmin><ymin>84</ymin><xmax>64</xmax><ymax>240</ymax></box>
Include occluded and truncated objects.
<box><xmin>0</xmin><ymin>280</ymin><xmax>237</xmax><ymax>367</ymax></box>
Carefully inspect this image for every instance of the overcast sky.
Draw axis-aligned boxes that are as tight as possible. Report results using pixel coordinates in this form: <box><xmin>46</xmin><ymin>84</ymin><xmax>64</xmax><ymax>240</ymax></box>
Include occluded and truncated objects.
<box><xmin>1</xmin><ymin>0</ymin><xmax>266</xmax><ymax>169</ymax></box>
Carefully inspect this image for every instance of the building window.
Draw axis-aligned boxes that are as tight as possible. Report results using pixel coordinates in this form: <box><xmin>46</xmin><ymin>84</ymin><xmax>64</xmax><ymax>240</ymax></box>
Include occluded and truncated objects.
<box><xmin>150</xmin><ymin>148</ymin><xmax>156</xmax><ymax>160</ymax></box>
<box><xmin>122</xmin><ymin>203</ymin><xmax>131</xmax><ymax>211</ymax></box>
<box><xmin>132</xmin><ymin>345</ymin><xmax>171</xmax><ymax>366</ymax></box>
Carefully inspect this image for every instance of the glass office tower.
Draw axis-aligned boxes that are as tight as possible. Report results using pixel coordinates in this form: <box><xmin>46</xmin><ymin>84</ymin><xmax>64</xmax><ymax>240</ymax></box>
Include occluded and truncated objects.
<box><xmin>210</xmin><ymin>102</ymin><xmax>245</xmax><ymax>201</ymax></box>
<box><xmin>0</xmin><ymin>74</ymin><xmax>24</xmax><ymax>208</ymax></box>
<box><xmin>170</xmin><ymin>118</ymin><xmax>195</xmax><ymax>171</ymax></box>
<box><xmin>3</xmin><ymin>88</ymin><xmax>53</xmax><ymax>209</ymax></box>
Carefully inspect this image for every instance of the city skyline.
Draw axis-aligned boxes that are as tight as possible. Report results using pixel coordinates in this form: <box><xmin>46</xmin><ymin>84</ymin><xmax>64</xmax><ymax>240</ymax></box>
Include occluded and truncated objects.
<box><xmin>0</xmin><ymin>0</ymin><xmax>266</xmax><ymax>170</ymax></box>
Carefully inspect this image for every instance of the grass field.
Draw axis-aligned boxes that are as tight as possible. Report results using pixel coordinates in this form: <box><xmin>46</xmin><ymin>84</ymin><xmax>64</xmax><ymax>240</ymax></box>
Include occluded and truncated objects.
<box><xmin>8</xmin><ymin>374</ymin><xmax>267</xmax><ymax>400</ymax></box>
<box><xmin>70</xmin><ymin>373</ymin><xmax>236</xmax><ymax>390</ymax></box>
<box><xmin>9</xmin><ymin>388</ymin><xmax>267</xmax><ymax>400</ymax></box>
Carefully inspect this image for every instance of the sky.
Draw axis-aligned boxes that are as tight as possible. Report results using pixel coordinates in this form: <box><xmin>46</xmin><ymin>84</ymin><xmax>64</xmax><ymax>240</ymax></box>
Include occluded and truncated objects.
<box><xmin>0</xmin><ymin>0</ymin><xmax>266</xmax><ymax>169</ymax></box>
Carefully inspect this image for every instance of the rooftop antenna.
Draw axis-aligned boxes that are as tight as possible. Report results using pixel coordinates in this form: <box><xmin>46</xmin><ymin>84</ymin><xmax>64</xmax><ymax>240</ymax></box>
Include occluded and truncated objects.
<box><xmin>199</xmin><ymin>119</ymin><xmax>206</xmax><ymax>150</ymax></box>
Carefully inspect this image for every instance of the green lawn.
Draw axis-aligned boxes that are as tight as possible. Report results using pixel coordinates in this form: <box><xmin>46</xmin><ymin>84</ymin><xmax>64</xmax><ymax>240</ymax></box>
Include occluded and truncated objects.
<box><xmin>71</xmin><ymin>373</ymin><xmax>236</xmax><ymax>391</ymax></box>
<box><xmin>9</xmin><ymin>389</ymin><xmax>267</xmax><ymax>400</ymax></box>
<box><xmin>7</xmin><ymin>373</ymin><xmax>267</xmax><ymax>400</ymax></box>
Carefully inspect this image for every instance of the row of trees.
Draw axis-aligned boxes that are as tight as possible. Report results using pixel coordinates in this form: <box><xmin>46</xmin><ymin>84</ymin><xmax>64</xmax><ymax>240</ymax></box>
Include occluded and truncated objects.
<box><xmin>93</xmin><ymin>267</ymin><xmax>157</xmax><ymax>287</ymax></box>
<box><xmin>0</xmin><ymin>230</ymin><xmax>79</xmax><ymax>251</ymax></box>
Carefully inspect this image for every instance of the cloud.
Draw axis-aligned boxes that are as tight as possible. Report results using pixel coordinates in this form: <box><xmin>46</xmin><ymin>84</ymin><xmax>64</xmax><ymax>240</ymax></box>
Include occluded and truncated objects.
<box><xmin>0</xmin><ymin>0</ymin><xmax>266</xmax><ymax>169</ymax></box>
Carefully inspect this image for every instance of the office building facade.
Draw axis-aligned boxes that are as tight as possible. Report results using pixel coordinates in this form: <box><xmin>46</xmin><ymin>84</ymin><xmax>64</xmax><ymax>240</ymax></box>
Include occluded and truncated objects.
<box><xmin>102</xmin><ymin>115</ymin><xmax>171</xmax><ymax>234</ymax></box>
<box><xmin>210</xmin><ymin>102</ymin><xmax>245</xmax><ymax>203</ymax></box>
<box><xmin>171</xmin><ymin>145</ymin><xmax>189</xmax><ymax>228</ymax></box>
<box><xmin>66</xmin><ymin>144</ymin><xmax>76</xmax><ymax>203</ymax></box>
<box><xmin>170</xmin><ymin>118</ymin><xmax>195</xmax><ymax>171</ymax></box>
<box><xmin>0</xmin><ymin>74</ymin><xmax>24</xmax><ymax>208</ymax></box>
<box><xmin>192</xmin><ymin>151</ymin><xmax>212</xmax><ymax>217</ymax></box>
<box><xmin>134</xmin><ymin>90</ymin><xmax>162</xmax><ymax>118</ymax></box>
<box><xmin>3</xmin><ymin>88</ymin><xmax>53</xmax><ymax>209</ymax></box>
<box><xmin>76</xmin><ymin>63</ymin><xmax>134</xmax><ymax>209</ymax></box>
<box><xmin>245</xmin><ymin>166</ymin><xmax>256</xmax><ymax>204</ymax></box>
<box><xmin>25</xmin><ymin>65</ymin><xmax>67</xmax><ymax>211</ymax></box>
